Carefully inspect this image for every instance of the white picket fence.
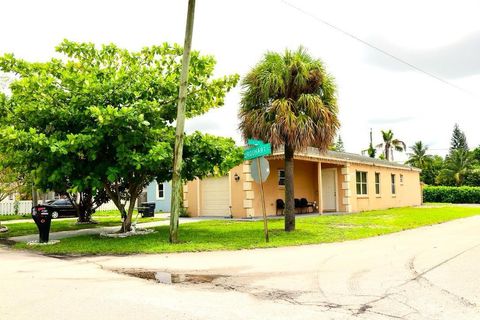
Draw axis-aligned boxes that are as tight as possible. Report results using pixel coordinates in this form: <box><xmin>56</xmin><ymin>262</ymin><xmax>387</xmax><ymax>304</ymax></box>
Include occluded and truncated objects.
<box><xmin>0</xmin><ymin>200</ymin><xmax>121</xmax><ymax>215</ymax></box>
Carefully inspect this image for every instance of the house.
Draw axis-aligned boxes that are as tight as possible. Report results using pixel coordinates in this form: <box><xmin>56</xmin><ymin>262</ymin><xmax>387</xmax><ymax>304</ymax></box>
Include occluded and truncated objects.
<box><xmin>183</xmin><ymin>148</ymin><xmax>422</xmax><ymax>218</ymax></box>
<box><xmin>145</xmin><ymin>181</ymin><xmax>171</xmax><ymax>212</ymax></box>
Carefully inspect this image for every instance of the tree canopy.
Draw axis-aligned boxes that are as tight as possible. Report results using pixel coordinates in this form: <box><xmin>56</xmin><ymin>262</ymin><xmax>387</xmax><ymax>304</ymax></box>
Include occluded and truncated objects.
<box><xmin>0</xmin><ymin>40</ymin><xmax>241</xmax><ymax>231</ymax></box>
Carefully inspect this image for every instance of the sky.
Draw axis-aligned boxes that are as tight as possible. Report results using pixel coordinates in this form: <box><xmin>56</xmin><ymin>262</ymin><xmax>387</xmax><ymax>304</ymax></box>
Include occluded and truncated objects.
<box><xmin>1</xmin><ymin>0</ymin><xmax>479</xmax><ymax>161</ymax></box>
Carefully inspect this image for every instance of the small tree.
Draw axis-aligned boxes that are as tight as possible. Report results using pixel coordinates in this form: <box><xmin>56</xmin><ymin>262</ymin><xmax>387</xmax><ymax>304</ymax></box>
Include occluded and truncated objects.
<box><xmin>239</xmin><ymin>48</ymin><xmax>339</xmax><ymax>231</ymax></box>
<box><xmin>376</xmin><ymin>130</ymin><xmax>406</xmax><ymax>161</ymax></box>
<box><xmin>421</xmin><ymin>155</ymin><xmax>444</xmax><ymax>185</ymax></box>
<box><xmin>362</xmin><ymin>128</ymin><xmax>376</xmax><ymax>158</ymax></box>
<box><xmin>0</xmin><ymin>40</ymin><xmax>240</xmax><ymax>232</ymax></box>
<box><xmin>449</xmin><ymin>123</ymin><xmax>468</xmax><ymax>154</ymax></box>
<box><xmin>332</xmin><ymin>135</ymin><xmax>345</xmax><ymax>152</ymax></box>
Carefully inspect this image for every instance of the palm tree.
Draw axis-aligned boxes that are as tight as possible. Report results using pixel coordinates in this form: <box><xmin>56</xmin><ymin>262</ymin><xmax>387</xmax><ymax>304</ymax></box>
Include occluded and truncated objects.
<box><xmin>406</xmin><ymin>141</ymin><xmax>433</xmax><ymax>169</ymax></box>
<box><xmin>376</xmin><ymin>130</ymin><xmax>406</xmax><ymax>161</ymax></box>
<box><xmin>239</xmin><ymin>47</ymin><xmax>339</xmax><ymax>231</ymax></box>
<box><xmin>437</xmin><ymin>149</ymin><xmax>473</xmax><ymax>186</ymax></box>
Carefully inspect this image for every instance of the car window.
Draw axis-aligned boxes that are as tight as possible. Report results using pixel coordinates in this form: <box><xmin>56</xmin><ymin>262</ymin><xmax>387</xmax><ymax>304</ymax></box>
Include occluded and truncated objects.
<box><xmin>53</xmin><ymin>199</ymin><xmax>69</xmax><ymax>205</ymax></box>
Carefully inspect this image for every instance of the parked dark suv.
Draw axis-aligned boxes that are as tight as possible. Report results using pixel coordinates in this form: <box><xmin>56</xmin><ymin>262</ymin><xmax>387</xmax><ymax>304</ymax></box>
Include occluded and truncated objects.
<box><xmin>42</xmin><ymin>199</ymin><xmax>77</xmax><ymax>219</ymax></box>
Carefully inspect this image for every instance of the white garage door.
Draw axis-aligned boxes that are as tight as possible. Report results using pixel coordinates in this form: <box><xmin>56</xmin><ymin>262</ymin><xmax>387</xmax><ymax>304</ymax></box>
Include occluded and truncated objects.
<box><xmin>201</xmin><ymin>176</ymin><xmax>230</xmax><ymax>216</ymax></box>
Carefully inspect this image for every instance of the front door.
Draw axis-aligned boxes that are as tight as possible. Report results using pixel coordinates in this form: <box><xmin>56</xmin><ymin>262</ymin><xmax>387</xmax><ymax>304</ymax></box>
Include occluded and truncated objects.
<box><xmin>321</xmin><ymin>169</ymin><xmax>337</xmax><ymax>211</ymax></box>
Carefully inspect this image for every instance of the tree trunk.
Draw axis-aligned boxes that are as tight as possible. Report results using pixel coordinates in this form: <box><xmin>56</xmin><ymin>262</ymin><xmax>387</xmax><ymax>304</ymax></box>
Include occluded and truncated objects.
<box><xmin>284</xmin><ymin>143</ymin><xmax>295</xmax><ymax>231</ymax></box>
<box><xmin>76</xmin><ymin>191</ymin><xmax>95</xmax><ymax>223</ymax></box>
<box><xmin>170</xmin><ymin>0</ymin><xmax>196</xmax><ymax>243</ymax></box>
<box><xmin>32</xmin><ymin>185</ymin><xmax>38</xmax><ymax>206</ymax></box>
<box><xmin>104</xmin><ymin>183</ymin><xmax>129</xmax><ymax>233</ymax></box>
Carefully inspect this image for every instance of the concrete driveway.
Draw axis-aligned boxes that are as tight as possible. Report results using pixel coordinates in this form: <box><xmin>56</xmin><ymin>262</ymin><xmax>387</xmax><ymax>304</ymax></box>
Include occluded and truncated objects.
<box><xmin>1</xmin><ymin>216</ymin><xmax>480</xmax><ymax>320</ymax></box>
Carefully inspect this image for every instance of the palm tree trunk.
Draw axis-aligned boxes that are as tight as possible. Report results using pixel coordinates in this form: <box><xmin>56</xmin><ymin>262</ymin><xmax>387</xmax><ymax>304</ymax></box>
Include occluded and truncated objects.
<box><xmin>170</xmin><ymin>0</ymin><xmax>196</xmax><ymax>243</ymax></box>
<box><xmin>284</xmin><ymin>144</ymin><xmax>295</xmax><ymax>231</ymax></box>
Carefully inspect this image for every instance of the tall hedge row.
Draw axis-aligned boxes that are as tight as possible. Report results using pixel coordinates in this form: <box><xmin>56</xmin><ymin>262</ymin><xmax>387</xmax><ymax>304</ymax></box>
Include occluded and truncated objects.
<box><xmin>423</xmin><ymin>186</ymin><xmax>480</xmax><ymax>203</ymax></box>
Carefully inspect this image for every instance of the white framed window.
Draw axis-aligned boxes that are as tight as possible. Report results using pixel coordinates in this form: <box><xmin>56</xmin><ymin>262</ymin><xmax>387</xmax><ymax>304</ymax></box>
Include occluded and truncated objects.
<box><xmin>157</xmin><ymin>182</ymin><xmax>165</xmax><ymax>199</ymax></box>
<box><xmin>391</xmin><ymin>174</ymin><xmax>396</xmax><ymax>195</ymax></box>
<box><xmin>356</xmin><ymin>171</ymin><xmax>368</xmax><ymax>195</ymax></box>
<box><xmin>375</xmin><ymin>172</ymin><xmax>380</xmax><ymax>195</ymax></box>
<box><xmin>278</xmin><ymin>169</ymin><xmax>285</xmax><ymax>186</ymax></box>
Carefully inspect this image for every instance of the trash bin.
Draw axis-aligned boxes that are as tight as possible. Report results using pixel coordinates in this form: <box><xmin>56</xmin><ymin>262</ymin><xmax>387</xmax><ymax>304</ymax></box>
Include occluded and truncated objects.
<box><xmin>139</xmin><ymin>202</ymin><xmax>155</xmax><ymax>218</ymax></box>
<box><xmin>31</xmin><ymin>205</ymin><xmax>53</xmax><ymax>243</ymax></box>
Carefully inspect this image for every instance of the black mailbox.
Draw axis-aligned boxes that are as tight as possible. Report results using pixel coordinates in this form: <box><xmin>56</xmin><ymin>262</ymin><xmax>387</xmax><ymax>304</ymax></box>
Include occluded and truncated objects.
<box><xmin>31</xmin><ymin>205</ymin><xmax>53</xmax><ymax>243</ymax></box>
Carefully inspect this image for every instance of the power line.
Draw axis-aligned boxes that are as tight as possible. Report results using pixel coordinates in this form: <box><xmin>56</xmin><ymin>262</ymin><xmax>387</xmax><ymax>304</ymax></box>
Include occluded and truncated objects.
<box><xmin>280</xmin><ymin>0</ymin><xmax>478</xmax><ymax>99</ymax></box>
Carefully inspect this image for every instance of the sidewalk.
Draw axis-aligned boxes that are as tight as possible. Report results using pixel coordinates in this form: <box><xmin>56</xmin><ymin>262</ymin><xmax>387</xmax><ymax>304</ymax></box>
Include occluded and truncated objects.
<box><xmin>9</xmin><ymin>217</ymin><xmax>205</xmax><ymax>243</ymax></box>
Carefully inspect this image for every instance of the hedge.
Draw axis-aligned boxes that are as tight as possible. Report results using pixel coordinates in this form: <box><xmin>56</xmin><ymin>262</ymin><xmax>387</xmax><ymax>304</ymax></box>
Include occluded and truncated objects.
<box><xmin>423</xmin><ymin>186</ymin><xmax>480</xmax><ymax>203</ymax></box>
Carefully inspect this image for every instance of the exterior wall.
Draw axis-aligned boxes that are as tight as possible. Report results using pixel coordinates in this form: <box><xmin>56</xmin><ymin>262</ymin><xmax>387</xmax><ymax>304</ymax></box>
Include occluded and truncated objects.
<box><xmin>146</xmin><ymin>181</ymin><xmax>172</xmax><ymax>212</ymax></box>
<box><xmin>184</xmin><ymin>157</ymin><xmax>421</xmax><ymax>218</ymax></box>
<box><xmin>229</xmin><ymin>164</ymin><xmax>248</xmax><ymax>218</ymax></box>
<box><xmin>184</xmin><ymin>178</ymin><xmax>200</xmax><ymax>217</ymax></box>
<box><xmin>348</xmin><ymin>163</ymin><xmax>421</xmax><ymax>212</ymax></box>
<box><xmin>251</xmin><ymin>159</ymin><xmax>318</xmax><ymax>217</ymax></box>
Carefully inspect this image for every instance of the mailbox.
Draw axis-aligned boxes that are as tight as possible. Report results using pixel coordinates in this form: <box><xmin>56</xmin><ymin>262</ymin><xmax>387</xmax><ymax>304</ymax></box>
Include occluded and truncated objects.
<box><xmin>31</xmin><ymin>206</ymin><xmax>53</xmax><ymax>243</ymax></box>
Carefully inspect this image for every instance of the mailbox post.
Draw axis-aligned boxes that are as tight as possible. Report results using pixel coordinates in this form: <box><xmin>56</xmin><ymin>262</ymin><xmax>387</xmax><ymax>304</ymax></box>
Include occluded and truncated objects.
<box><xmin>31</xmin><ymin>206</ymin><xmax>53</xmax><ymax>243</ymax></box>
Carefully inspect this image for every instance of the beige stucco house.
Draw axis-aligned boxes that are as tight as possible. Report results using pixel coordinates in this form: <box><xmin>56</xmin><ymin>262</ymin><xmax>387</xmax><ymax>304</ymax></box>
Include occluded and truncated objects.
<box><xmin>184</xmin><ymin>148</ymin><xmax>422</xmax><ymax>218</ymax></box>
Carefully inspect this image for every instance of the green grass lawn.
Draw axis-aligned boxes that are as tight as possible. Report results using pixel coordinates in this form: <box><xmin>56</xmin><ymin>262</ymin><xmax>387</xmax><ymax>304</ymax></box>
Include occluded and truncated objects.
<box><xmin>0</xmin><ymin>214</ymin><xmax>31</xmax><ymax>221</ymax></box>
<box><xmin>0</xmin><ymin>209</ymin><xmax>135</xmax><ymax>221</ymax></box>
<box><xmin>15</xmin><ymin>206</ymin><xmax>480</xmax><ymax>255</ymax></box>
<box><xmin>1</xmin><ymin>216</ymin><xmax>164</xmax><ymax>239</ymax></box>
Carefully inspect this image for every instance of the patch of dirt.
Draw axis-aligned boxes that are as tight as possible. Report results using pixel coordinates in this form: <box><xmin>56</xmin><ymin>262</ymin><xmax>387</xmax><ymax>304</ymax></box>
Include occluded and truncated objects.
<box><xmin>0</xmin><ymin>238</ymin><xmax>16</xmax><ymax>246</ymax></box>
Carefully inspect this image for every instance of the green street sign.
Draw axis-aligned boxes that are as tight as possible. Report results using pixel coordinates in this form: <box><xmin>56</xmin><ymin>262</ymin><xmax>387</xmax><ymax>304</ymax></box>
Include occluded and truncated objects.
<box><xmin>247</xmin><ymin>139</ymin><xmax>264</xmax><ymax>146</ymax></box>
<box><xmin>244</xmin><ymin>143</ymin><xmax>271</xmax><ymax>160</ymax></box>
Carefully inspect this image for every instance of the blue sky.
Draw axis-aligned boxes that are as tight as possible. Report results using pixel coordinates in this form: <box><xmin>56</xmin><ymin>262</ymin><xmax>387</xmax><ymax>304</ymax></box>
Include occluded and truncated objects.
<box><xmin>2</xmin><ymin>0</ymin><xmax>479</xmax><ymax>161</ymax></box>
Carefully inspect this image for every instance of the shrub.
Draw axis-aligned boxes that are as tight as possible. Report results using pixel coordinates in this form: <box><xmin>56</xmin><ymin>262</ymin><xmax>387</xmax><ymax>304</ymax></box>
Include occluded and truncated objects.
<box><xmin>423</xmin><ymin>186</ymin><xmax>480</xmax><ymax>203</ymax></box>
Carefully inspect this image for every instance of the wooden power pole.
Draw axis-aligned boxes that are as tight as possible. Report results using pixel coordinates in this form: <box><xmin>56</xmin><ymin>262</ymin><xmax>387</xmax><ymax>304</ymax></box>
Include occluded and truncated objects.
<box><xmin>169</xmin><ymin>0</ymin><xmax>196</xmax><ymax>243</ymax></box>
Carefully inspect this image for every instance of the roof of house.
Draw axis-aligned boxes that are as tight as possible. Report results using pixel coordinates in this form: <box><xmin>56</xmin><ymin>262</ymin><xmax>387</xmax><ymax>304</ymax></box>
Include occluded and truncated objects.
<box><xmin>268</xmin><ymin>147</ymin><xmax>421</xmax><ymax>172</ymax></box>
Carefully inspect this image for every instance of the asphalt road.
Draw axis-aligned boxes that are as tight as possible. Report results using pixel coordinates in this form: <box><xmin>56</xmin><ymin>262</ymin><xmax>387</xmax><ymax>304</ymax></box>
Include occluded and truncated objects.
<box><xmin>1</xmin><ymin>215</ymin><xmax>480</xmax><ymax>320</ymax></box>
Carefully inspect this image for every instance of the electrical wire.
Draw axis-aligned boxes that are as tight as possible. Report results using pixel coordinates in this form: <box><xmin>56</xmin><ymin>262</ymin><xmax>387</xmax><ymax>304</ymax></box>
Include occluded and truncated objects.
<box><xmin>280</xmin><ymin>0</ymin><xmax>478</xmax><ymax>99</ymax></box>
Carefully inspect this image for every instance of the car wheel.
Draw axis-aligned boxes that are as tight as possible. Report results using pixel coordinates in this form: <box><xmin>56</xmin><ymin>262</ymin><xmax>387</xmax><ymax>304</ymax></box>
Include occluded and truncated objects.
<box><xmin>51</xmin><ymin>211</ymin><xmax>59</xmax><ymax>219</ymax></box>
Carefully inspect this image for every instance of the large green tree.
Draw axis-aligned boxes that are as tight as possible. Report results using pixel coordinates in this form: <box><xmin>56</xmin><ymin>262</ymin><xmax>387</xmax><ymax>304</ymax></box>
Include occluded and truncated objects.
<box><xmin>436</xmin><ymin>149</ymin><xmax>474</xmax><ymax>186</ymax></box>
<box><xmin>0</xmin><ymin>40</ymin><xmax>240</xmax><ymax>232</ymax></box>
<box><xmin>239</xmin><ymin>47</ymin><xmax>339</xmax><ymax>231</ymax></box>
<box><xmin>406</xmin><ymin>141</ymin><xmax>435</xmax><ymax>184</ymax></box>
<box><xmin>376</xmin><ymin>130</ymin><xmax>406</xmax><ymax>161</ymax></box>
<box><xmin>421</xmin><ymin>155</ymin><xmax>444</xmax><ymax>185</ymax></box>
<box><xmin>406</xmin><ymin>141</ymin><xmax>432</xmax><ymax>168</ymax></box>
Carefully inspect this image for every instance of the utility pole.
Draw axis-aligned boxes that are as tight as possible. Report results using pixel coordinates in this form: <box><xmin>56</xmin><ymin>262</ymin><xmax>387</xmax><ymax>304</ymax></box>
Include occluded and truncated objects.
<box><xmin>169</xmin><ymin>0</ymin><xmax>196</xmax><ymax>243</ymax></box>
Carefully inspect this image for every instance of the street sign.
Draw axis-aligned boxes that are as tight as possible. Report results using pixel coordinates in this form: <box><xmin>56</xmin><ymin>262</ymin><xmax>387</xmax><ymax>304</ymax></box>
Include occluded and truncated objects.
<box><xmin>247</xmin><ymin>138</ymin><xmax>264</xmax><ymax>146</ymax></box>
<box><xmin>244</xmin><ymin>143</ymin><xmax>271</xmax><ymax>160</ymax></box>
<box><xmin>251</xmin><ymin>156</ymin><xmax>270</xmax><ymax>183</ymax></box>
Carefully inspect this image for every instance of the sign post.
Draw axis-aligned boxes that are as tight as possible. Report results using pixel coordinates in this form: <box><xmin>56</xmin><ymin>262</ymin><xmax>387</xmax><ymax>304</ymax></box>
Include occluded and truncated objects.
<box><xmin>245</xmin><ymin>139</ymin><xmax>272</xmax><ymax>242</ymax></box>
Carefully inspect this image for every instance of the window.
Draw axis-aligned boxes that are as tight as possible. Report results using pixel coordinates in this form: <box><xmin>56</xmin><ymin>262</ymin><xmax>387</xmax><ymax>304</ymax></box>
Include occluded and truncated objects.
<box><xmin>278</xmin><ymin>169</ymin><xmax>285</xmax><ymax>186</ymax></box>
<box><xmin>375</xmin><ymin>172</ymin><xmax>380</xmax><ymax>195</ymax></box>
<box><xmin>158</xmin><ymin>182</ymin><xmax>165</xmax><ymax>199</ymax></box>
<box><xmin>391</xmin><ymin>174</ymin><xmax>396</xmax><ymax>195</ymax></box>
<box><xmin>356</xmin><ymin>171</ymin><xmax>368</xmax><ymax>195</ymax></box>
